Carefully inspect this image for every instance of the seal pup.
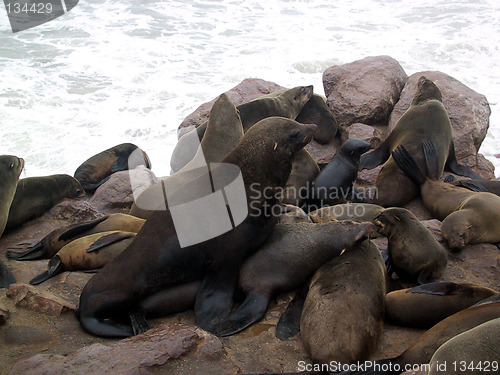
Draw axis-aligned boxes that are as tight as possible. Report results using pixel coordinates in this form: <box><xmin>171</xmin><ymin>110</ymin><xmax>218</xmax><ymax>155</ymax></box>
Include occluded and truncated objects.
<box><xmin>129</xmin><ymin>93</ymin><xmax>243</xmax><ymax>219</ymax></box>
<box><xmin>373</xmin><ymin>207</ymin><xmax>448</xmax><ymax>284</ymax></box>
<box><xmin>428</xmin><ymin>318</ymin><xmax>500</xmax><ymax>375</ymax></box>
<box><xmin>74</xmin><ymin>143</ymin><xmax>151</xmax><ymax>193</ymax></box>
<box><xmin>138</xmin><ymin>221</ymin><xmax>373</xmax><ymax>326</ymax></box>
<box><xmin>359</xmin><ymin>76</ymin><xmax>480</xmax><ymax>207</ymax></box>
<box><xmin>300</xmin><ymin>240</ymin><xmax>386</xmax><ymax>365</ymax></box>
<box><xmin>30</xmin><ymin>231</ymin><xmax>136</xmax><ymax>285</ymax></box>
<box><xmin>385</xmin><ymin>282</ymin><xmax>498</xmax><ymax>328</ymax></box>
<box><xmin>170</xmin><ymin>86</ymin><xmax>314</xmax><ymax>172</ymax></box>
<box><xmin>392</xmin><ymin>140</ymin><xmax>500</xmax><ymax>249</ymax></box>
<box><xmin>78</xmin><ymin>118</ymin><xmax>317</xmax><ymax>337</ymax></box>
<box><xmin>6</xmin><ymin>174</ymin><xmax>84</xmax><ymax>230</ymax></box>
<box><xmin>212</xmin><ymin>221</ymin><xmax>374</xmax><ymax>336</ymax></box>
<box><xmin>0</xmin><ymin>155</ymin><xmax>24</xmax><ymax>237</ymax></box>
<box><xmin>337</xmin><ymin>295</ymin><xmax>500</xmax><ymax>375</ymax></box>
<box><xmin>304</xmin><ymin>139</ymin><xmax>371</xmax><ymax>211</ymax></box>
<box><xmin>7</xmin><ymin>214</ymin><xmax>145</xmax><ymax>261</ymax></box>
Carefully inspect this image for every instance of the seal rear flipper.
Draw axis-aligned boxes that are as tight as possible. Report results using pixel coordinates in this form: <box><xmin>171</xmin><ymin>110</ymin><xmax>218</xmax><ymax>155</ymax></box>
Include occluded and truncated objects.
<box><xmin>391</xmin><ymin>145</ymin><xmax>426</xmax><ymax>185</ymax></box>
<box><xmin>445</xmin><ymin>145</ymin><xmax>481</xmax><ymax>179</ymax></box>
<box><xmin>6</xmin><ymin>242</ymin><xmax>45</xmax><ymax>261</ymax></box>
<box><xmin>129</xmin><ymin>308</ymin><xmax>149</xmax><ymax>335</ymax></box>
<box><xmin>79</xmin><ymin>316</ymin><xmax>134</xmax><ymax>338</ymax></box>
<box><xmin>408</xmin><ymin>281</ymin><xmax>469</xmax><ymax>296</ymax></box>
<box><xmin>195</xmin><ymin>265</ymin><xmax>239</xmax><ymax>333</ymax></box>
<box><xmin>29</xmin><ymin>257</ymin><xmax>65</xmax><ymax>285</ymax></box>
<box><xmin>456</xmin><ymin>180</ymin><xmax>489</xmax><ymax>192</ymax></box>
<box><xmin>359</xmin><ymin>143</ymin><xmax>389</xmax><ymax>170</ymax></box>
<box><xmin>86</xmin><ymin>232</ymin><xmax>135</xmax><ymax>253</ymax></box>
<box><xmin>214</xmin><ymin>292</ymin><xmax>271</xmax><ymax>337</ymax></box>
<box><xmin>58</xmin><ymin>215</ymin><xmax>109</xmax><ymax>241</ymax></box>
<box><xmin>0</xmin><ymin>261</ymin><xmax>16</xmax><ymax>288</ymax></box>
<box><xmin>422</xmin><ymin>140</ymin><xmax>442</xmax><ymax>180</ymax></box>
<box><xmin>275</xmin><ymin>284</ymin><xmax>308</xmax><ymax>340</ymax></box>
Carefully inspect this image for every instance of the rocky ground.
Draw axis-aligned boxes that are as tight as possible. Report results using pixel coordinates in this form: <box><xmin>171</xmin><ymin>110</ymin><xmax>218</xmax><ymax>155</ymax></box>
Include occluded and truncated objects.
<box><xmin>1</xmin><ymin>56</ymin><xmax>499</xmax><ymax>374</ymax></box>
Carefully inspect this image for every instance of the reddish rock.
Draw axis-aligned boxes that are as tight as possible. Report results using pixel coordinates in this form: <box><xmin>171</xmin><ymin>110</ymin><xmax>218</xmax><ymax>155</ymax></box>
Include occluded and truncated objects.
<box><xmin>90</xmin><ymin>166</ymin><xmax>157</xmax><ymax>213</ymax></box>
<box><xmin>421</xmin><ymin>219</ymin><xmax>443</xmax><ymax>242</ymax></box>
<box><xmin>495</xmin><ymin>154</ymin><xmax>500</xmax><ymax>159</ymax></box>
<box><xmin>323</xmin><ymin>56</ymin><xmax>407</xmax><ymax>128</ymax></box>
<box><xmin>8</xmin><ymin>323</ymin><xmax>206</xmax><ymax>375</ymax></box>
<box><xmin>459</xmin><ymin>153</ymin><xmax>495</xmax><ymax>180</ymax></box>
<box><xmin>305</xmin><ymin>138</ymin><xmax>341</xmax><ymax>166</ymax></box>
<box><xmin>341</xmin><ymin>122</ymin><xmax>386</xmax><ymax>149</ymax></box>
<box><xmin>45</xmin><ymin>199</ymin><xmax>102</xmax><ymax>223</ymax></box>
<box><xmin>388</xmin><ymin>71</ymin><xmax>491</xmax><ymax>173</ymax></box>
<box><xmin>177</xmin><ymin>78</ymin><xmax>285</xmax><ymax>138</ymax></box>
<box><xmin>6</xmin><ymin>283</ymin><xmax>75</xmax><ymax>316</ymax></box>
<box><xmin>403</xmin><ymin>198</ymin><xmax>434</xmax><ymax>221</ymax></box>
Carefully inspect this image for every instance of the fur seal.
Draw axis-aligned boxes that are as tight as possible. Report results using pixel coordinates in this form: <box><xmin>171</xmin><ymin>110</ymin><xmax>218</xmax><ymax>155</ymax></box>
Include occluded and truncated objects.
<box><xmin>6</xmin><ymin>174</ymin><xmax>84</xmax><ymax>230</ymax></box>
<box><xmin>74</xmin><ymin>143</ymin><xmax>151</xmax><ymax>193</ymax></box>
<box><xmin>139</xmin><ymin>221</ymin><xmax>373</xmax><ymax>328</ymax></box>
<box><xmin>392</xmin><ymin>140</ymin><xmax>500</xmax><ymax>249</ymax></box>
<box><xmin>385</xmin><ymin>282</ymin><xmax>498</xmax><ymax>328</ymax></box>
<box><xmin>359</xmin><ymin>76</ymin><xmax>480</xmax><ymax>207</ymax></box>
<box><xmin>304</xmin><ymin>139</ymin><xmax>371</xmax><ymax>211</ymax></box>
<box><xmin>428</xmin><ymin>318</ymin><xmax>500</xmax><ymax>375</ymax></box>
<box><xmin>447</xmin><ymin>177</ymin><xmax>500</xmax><ymax>197</ymax></box>
<box><xmin>30</xmin><ymin>231</ymin><xmax>136</xmax><ymax>285</ymax></box>
<box><xmin>281</xmin><ymin>149</ymin><xmax>320</xmax><ymax>207</ymax></box>
<box><xmin>77</xmin><ymin>118</ymin><xmax>317</xmax><ymax>337</ymax></box>
<box><xmin>338</xmin><ymin>295</ymin><xmax>500</xmax><ymax>375</ymax></box>
<box><xmin>212</xmin><ymin>220</ymin><xmax>375</xmax><ymax>336</ymax></box>
<box><xmin>373</xmin><ymin>207</ymin><xmax>448</xmax><ymax>284</ymax></box>
<box><xmin>170</xmin><ymin>86</ymin><xmax>314</xmax><ymax>172</ymax></box>
<box><xmin>6</xmin><ymin>213</ymin><xmax>145</xmax><ymax>261</ymax></box>
<box><xmin>0</xmin><ymin>155</ymin><xmax>24</xmax><ymax>237</ymax></box>
<box><xmin>295</xmin><ymin>93</ymin><xmax>338</xmax><ymax>144</ymax></box>
<box><xmin>129</xmin><ymin>93</ymin><xmax>243</xmax><ymax>219</ymax></box>
<box><xmin>300</xmin><ymin>240</ymin><xmax>386</xmax><ymax>365</ymax></box>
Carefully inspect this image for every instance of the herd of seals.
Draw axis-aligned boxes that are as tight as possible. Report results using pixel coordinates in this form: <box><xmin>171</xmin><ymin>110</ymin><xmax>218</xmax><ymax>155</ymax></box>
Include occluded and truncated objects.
<box><xmin>1</xmin><ymin>78</ymin><xmax>499</xmax><ymax>373</ymax></box>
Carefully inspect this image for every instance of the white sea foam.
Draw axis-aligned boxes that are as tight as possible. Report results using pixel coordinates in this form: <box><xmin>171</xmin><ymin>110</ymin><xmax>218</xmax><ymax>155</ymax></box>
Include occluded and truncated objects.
<box><xmin>0</xmin><ymin>0</ymin><xmax>498</xmax><ymax>178</ymax></box>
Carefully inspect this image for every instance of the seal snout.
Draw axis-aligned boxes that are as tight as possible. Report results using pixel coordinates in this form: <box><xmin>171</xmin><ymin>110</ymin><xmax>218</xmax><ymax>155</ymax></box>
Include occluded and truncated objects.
<box><xmin>303</xmin><ymin>123</ymin><xmax>317</xmax><ymax>141</ymax></box>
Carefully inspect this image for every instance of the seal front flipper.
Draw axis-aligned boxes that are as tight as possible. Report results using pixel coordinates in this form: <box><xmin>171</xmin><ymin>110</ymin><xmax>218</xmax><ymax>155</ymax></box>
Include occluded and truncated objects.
<box><xmin>456</xmin><ymin>180</ymin><xmax>489</xmax><ymax>192</ymax></box>
<box><xmin>275</xmin><ymin>284</ymin><xmax>308</xmax><ymax>340</ymax></box>
<box><xmin>6</xmin><ymin>242</ymin><xmax>45</xmax><ymax>261</ymax></box>
<box><xmin>359</xmin><ymin>142</ymin><xmax>389</xmax><ymax>170</ymax></box>
<box><xmin>214</xmin><ymin>292</ymin><xmax>270</xmax><ymax>337</ymax></box>
<box><xmin>391</xmin><ymin>145</ymin><xmax>426</xmax><ymax>185</ymax></box>
<box><xmin>0</xmin><ymin>260</ymin><xmax>15</xmax><ymax>288</ymax></box>
<box><xmin>129</xmin><ymin>308</ymin><xmax>149</xmax><ymax>335</ymax></box>
<box><xmin>29</xmin><ymin>257</ymin><xmax>65</xmax><ymax>285</ymax></box>
<box><xmin>195</xmin><ymin>264</ymin><xmax>239</xmax><ymax>333</ymax></box>
<box><xmin>86</xmin><ymin>232</ymin><xmax>135</xmax><ymax>253</ymax></box>
<box><xmin>381</xmin><ymin>249</ymin><xmax>394</xmax><ymax>277</ymax></box>
<box><xmin>58</xmin><ymin>215</ymin><xmax>109</xmax><ymax>241</ymax></box>
<box><xmin>446</xmin><ymin>144</ymin><xmax>481</xmax><ymax>179</ymax></box>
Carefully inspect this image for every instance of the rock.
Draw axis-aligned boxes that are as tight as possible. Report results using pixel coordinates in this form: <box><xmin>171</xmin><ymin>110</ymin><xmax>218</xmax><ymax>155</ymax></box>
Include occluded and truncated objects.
<box><xmin>89</xmin><ymin>166</ymin><xmax>157</xmax><ymax>213</ymax></box>
<box><xmin>4</xmin><ymin>326</ymin><xmax>53</xmax><ymax>346</ymax></box>
<box><xmin>341</xmin><ymin>122</ymin><xmax>386</xmax><ymax>149</ymax></box>
<box><xmin>403</xmin><ymin>198</ymin><xmax>434</xmax><ymax>221</ymax></box>
<box><xmin>304</xmin><ymin>138</ymin><xmax>340</xmax><ymax>166</ymax></box>
<box><xmin>495</xmin><ymin>154</ymin><xmax>500</xmax><ymax>159</ymax></box>
<box><xmin>177</xmin><ymin>78</ymin><xmax>285</xmax><ymax>137</ymax></box>
<box><xmin>8</xmin><ymin>323</ymin><xmax>205</xmax><ymax>375</ymax></box>
<box><xmin>45</xmin><ymin>199</ymin><xmax>102</xmax><ymax>223</ymax></box>
<box><xmin>421</xmin><ymin>219</ymin><xmax>443</xmax><ymax>242</ymax></box>
<box><xmin>323</xmin><ymin>56</ymin><xmax>407</xmax><ymax>128</ymax></box>
<box><xmin>6</xmin><ymin>283</ymin><xmax>75</xmax><ymax>316</ymax></box>
<box><xmin>388</xmin><ymin>71</ymin><xmax>491</xmax><ymax>170</ymax></box>
<box><xmin>459</xmin><ymin>153</ymin><xmax>495</xmax><ymax>180</ymax></box>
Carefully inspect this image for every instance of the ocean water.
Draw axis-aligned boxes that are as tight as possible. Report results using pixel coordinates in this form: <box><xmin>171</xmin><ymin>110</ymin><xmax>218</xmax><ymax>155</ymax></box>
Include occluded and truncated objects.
<box><xmin>0</xmin><ymin>0</ymin><xmax>499</xmax><ymax>178</ymax></box>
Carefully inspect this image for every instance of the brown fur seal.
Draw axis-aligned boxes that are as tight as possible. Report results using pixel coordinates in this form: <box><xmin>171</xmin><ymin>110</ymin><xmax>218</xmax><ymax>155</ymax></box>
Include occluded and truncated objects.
<box><xmin>304</xmin><ymin>139</ymin><xmax>372</xmax><ymax>210</ymax></box>
<box><xmin>6</xmin><ymin>174</ymin><xmax>84</xmax><ymax>230</ymax></box>
<box><xmin>296</xmin><ymin>93</ymin><xmax>338</xmax><ymax>144</ymax></box>
<box><xmin>74</xmin><ymin>143</ymin><xmax>151</xmax><ymax>193</ymax></box>
<box><xmin>7</xmin><ymin>213</ymin><xmax>145</xmax><ymax>261</ymax></box>
<box><xmin>30</xmin><ymin>231</ymin><xmax>136</xmax><ymax>285</ymax></box>
<box><xmin>281</xmin><ymin>149</ymin><xmax>320</xmax><ymax>207</ymax></box>
<box><xmin>138</xmin><ymin>221</ymin><xmax>373</xmax><ymax>330</ymax></box>
<box><xmin>392</xmin><ymin>140</ymin><xmax>500</xmax><ymax>249</ymax></box>
<box><xmin>374</xmin><ymin>207</ymin><xmax>448</xmax><ymax>284</ymax></box>
<box><xmin>385</xmin><ymin>282</ymin><xmax>498</xmax><ymax>328</ymax></box>
<box><xmin>0</xmin><ymin>155</ymin><xmax>24</xmax><ymax>237</ymax></box>
<box><xmin>359</xmin><ymin>76</ymin><xmax>480</xmax><ymax>207</ymax></box>
<box><xmin>300</xmin><ymin>240</ymin><xmax>386</xmax><ymax>365</ymax></box>
<box><xmin>446</xmin><ymin>177</ymin><xmax>500</xmax><ymax>197</ymax></box>
<box><xmin>338</xmin><ymin>294</ymin><xmax>500</xmax><ymax>375</ymax></box>
<box><xmin>428</xmin><ymin>318</ymin><xmax>500</xmax><ymax>375</ymax></box>
<box><xmin>170</xmin><ymin>86</ymin><xmax>314</xmax><ymax>172</ymax></box>
<box><xmin>129</xmin><ymin>93</ymin><xmax>243</xmax><ymax>219</ymax></box>
<box><xmin>77</xmin><ymin>118</ymin><xmax>317</xmax><ymax>337</ymax></box>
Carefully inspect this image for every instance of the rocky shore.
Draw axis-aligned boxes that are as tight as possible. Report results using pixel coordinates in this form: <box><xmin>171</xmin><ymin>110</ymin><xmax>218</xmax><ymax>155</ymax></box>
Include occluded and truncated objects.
<box><xmin>1</xmin><ymin>55</ymin><xmax>498</xmax><ymax>375</ymax></box>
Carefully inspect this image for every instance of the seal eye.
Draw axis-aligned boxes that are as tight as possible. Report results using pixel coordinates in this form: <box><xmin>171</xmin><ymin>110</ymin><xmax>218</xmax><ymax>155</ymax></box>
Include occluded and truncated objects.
<box><xmin>289</xmin><ymin>129</ymin><xmax>300</xmax><ymax>140</ymax></box>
